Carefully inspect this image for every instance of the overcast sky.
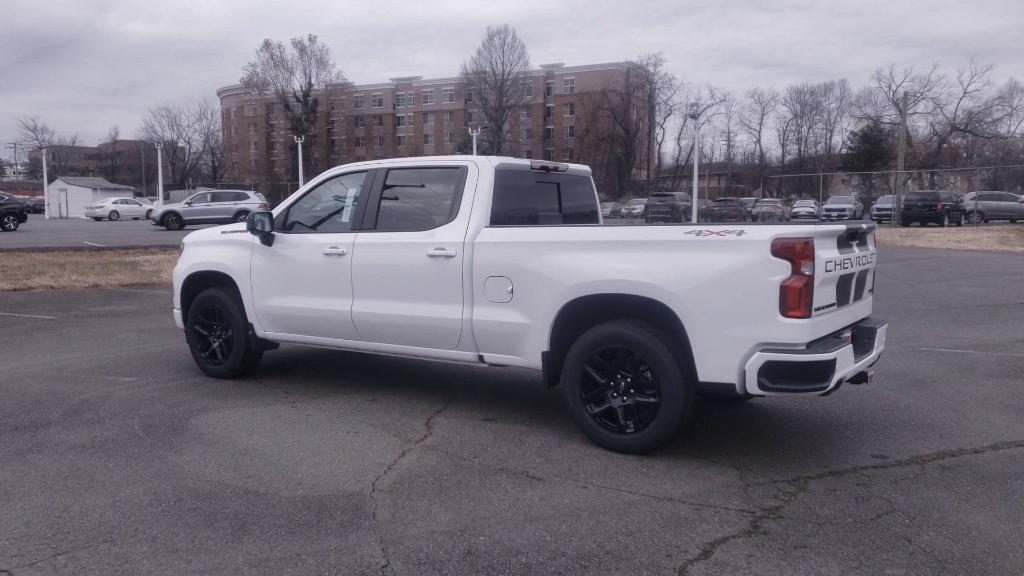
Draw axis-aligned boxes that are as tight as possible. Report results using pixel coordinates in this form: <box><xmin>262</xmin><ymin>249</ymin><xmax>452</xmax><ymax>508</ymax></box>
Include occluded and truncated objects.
<box><xmin>2</xmin><ymin>0</ymin><xmax>1022</xmax><ymax>157</ymax></box>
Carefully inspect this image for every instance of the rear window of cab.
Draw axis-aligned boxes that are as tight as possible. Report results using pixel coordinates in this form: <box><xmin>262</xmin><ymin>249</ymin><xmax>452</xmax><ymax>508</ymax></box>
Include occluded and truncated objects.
<box><xmin>490</xmin><ymin>169</ymin><xmax>599</xmax><ymax>226</ymax></box>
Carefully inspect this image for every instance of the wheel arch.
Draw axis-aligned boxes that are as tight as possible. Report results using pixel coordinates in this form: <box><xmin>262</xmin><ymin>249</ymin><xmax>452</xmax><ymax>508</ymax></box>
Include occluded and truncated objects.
<box><xmin>544</xmin><ymin>293</ymin><xmax>698</xmax><ymax>388</ymax></box>
<box><xmin>180</xmin><ymin>270</ymin><xmax>244</xmax><ymax>326</ymax></box>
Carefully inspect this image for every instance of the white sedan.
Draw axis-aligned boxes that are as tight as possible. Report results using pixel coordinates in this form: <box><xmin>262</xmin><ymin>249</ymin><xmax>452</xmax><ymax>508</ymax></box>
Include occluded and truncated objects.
<box><xmin>84</xmin><ymin>197</ymin><xmax>153</xmax><ymax>221</ymax></box>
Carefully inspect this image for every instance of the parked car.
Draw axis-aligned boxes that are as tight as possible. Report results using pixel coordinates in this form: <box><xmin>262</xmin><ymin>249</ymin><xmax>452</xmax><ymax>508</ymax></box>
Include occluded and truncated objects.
<box><xmin>751</xmin><ymin>198</ymin><xmax>786</xmax><ymax>222</ymax></box>
<box><xmin>870</xmin><ymin>195</ymin><xmax>895</xmax><ymax>223</ymax></box>
<box><xmin>621</xmin><ymin>198</ymin><xmax>647</xmax><ymax>218</ymax></box>
<box><xmin>789</xmin><ymin>199</ymin><xmax>820</xmax><ymax>220</ymax></box>
<box><xmin>85</xmin><ymin>197</ymin><xmax>154</xmax><ymax>221</ymax></box>
<box><xmin>600</xmin><ymin>201</ymin><xmax>622</xmax><ymax>219</ymax></box>
<box><xmin>0</xmin><ymin>194</ymin><xmax>29</xmax><ymax>231</ymax></box>
<box><xmin>821</xmin><ymin>196</ymin><xmax>864</xmax><ymax>221</ymax></box>
<box><xmin>900</xmin><ymin>190</ymin><xmax>964</xmax><ymax>227</ymax></box>
<box><xmin>705</xmin><ymin>197</ymin><xmax>746</xmax><ymax>222</ymax></box>
<box><xmin>959</xmin><ymin>191</ymin><xmax>1024</xmax><ymax>224</ymax></box>
<box><xmin>738</xmin><ymin>197</ymin><xmax>756</xmax><ymax>220</ymax></box>
<box><xmin>171</xmin><ymin>155</ymin><xmax>886</xmax><ymax>454</ymax></box>
<box><xmin>150</xmin><ymin>190</ymin><xmax>269</xmax><ymax>231</ymax></box>
<box><xmin>696</xmin><ymin>199</ymin><xmax>715</xmax><ymax>222</ymax></box>
<box><xmin>644</xmin><ymin>191</ymin><xmax>692</xmax><ymax>223</ymax></box>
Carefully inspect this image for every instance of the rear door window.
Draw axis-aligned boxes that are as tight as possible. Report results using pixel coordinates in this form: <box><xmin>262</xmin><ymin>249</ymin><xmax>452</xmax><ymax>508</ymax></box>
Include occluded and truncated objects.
<box><xmin>490</xmin><ymin>169</ymin><xmax>599</xmax><ymax>225</ymax></box>
<box><xmin>373</xmin><ymin>167</ymin><xmax>464</xmax><ymax>232</ymax></box>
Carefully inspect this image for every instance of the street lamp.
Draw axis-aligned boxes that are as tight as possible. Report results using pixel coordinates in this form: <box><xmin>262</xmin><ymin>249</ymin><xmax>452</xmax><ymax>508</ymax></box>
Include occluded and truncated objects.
<box><xmin>688</xmin><ymin>102</ymin><xmax>701</xmax><ymax>223</ymax></box>
<box><xmin>41</xmin><ymin>147</ymin><xmax>50</xmax><ymax>219</ymax></box>
<box><xmin>467</xmin><ymin>126</ymin><xmax>483</xmax><ymax>156</ymax></box>
<box><xmin>293</xmin><ymin>135</ymin><xmax>305</xmax><ymax>186</ymax></box>
<box><xmin>153</xmin><ymin>142</ymin><xmax>164</xmax><ymax>208</ymax></box>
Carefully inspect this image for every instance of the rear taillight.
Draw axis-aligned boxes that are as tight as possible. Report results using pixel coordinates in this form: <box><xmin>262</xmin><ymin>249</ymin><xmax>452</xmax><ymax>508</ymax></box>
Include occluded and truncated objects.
<box><xmin>936</xmin><ymin>202</ymin><xmax>944</xmax><ymax>211</ymax></box>
<box><xmin>771</xmin><ymin>237</ymin><xmax>815</xmax><ymax>319</ymax></box>
<box><xmin>258</xmin><ymin>202</ymin><xmax>268</xmax><ymax>210</ymax></box>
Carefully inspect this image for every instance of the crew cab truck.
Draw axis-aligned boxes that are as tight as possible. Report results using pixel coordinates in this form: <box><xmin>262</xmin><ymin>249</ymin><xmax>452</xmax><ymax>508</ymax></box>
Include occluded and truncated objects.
<box><xmin>172</xmin><ymin>156</ymin><xmax>887</xmax><ymax>453</ymax></box>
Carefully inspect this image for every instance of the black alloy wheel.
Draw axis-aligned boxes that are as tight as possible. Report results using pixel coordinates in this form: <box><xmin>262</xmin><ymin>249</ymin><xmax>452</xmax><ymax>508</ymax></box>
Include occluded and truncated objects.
<box><xmin>185</xmin><ymin>287</ymin><xmax>262</xmax><ymax>378</ymax></box>
<box><xmin>233</xmin><ymin>211</ymin><xmax>250</xmax><ymax>223</ymax></box>
<box><xmin>560</xmin><ymin>321</ymin><xmax>693</xmax><ymax>453</ymax></box>
<box><xmin>579</xmin><ymin>345</ymin><xmax>662</xmax><ymax>435</ymax></box>
<box><xmin>0</xmin><ymin>213</ymin><xmax>19</xmax><ymax>231</ymax></box>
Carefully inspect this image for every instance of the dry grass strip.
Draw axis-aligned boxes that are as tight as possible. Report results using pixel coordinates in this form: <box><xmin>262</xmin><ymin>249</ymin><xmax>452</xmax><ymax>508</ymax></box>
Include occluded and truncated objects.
<box><xmin>875</xmin><ymin>225</ymin><xmax>1024</xmax><ymax>253</ymax></box>
<box><xmin>0</xmin><ymin>249</ymin><xmax>178</xmax><ymax>291</ymax></box>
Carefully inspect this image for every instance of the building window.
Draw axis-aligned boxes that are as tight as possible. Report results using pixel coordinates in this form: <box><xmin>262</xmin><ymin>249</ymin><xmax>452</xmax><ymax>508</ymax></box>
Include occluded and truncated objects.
<box><xmin>270</xmin><ymin>141</ymin><xmax>279</xmax><ymax>152</ymax></box>
<box><xmin>245</xmin><ymin>103</ymin><xmax>257</xmax><ymax>116</ymax></box>
<box><xmin>543</xmin><ymin>148</ymin><xmax>554</xmax><ymax>161</ymax></box>
<box><xmin>562</xmin><ymin>147</ymin><xmax>574</xmax><ymax>160</ymax></box>
<box><xmin>394</xmin><ymin>93</ymin><xmax>406</xmax><ymax>108</ymax></box>
<box><xmin>372</xmin><ymin>115</ymin><xmax>383</xmax><ymax>127</ymax></box>
<box><xmin>354</xmin><ymin>136</ymin><xmax>366</xmax><ymax>149</ymax></box>
<box><xmin>249</xmin><ymin>159</ymin><xmax>258</xmax><ymax>170</ymax></box>
<box><xmin>231</xmin><ymin>125</ymin><xmax>237</xmax><ymax>136</ymax></box>
<box><xmin>354</xmin><ymin>96</ymin><xmax>365</xmax><ymax>109</ymax></box>
<box><xmin>563</xmin><ymin>78</ymin><xmax>575</xmax><ymax>94</ymax></box>
<box><xmin>230</xmin><ymin>108</ymin><xmax>237</xmax><ymax>119</ymax></box>
<box><xmin>466</xmin><ymin>111</ymin><xmax>473</xmax><ymax>123</ymax></box>
<box><xmin>328</xmin><ymin>119</ymin><xmax>336</xmax><ymax>132</ymax></box>
<box><xmin>444</xmin><ymin>89</ymin><xmax>455</xmax><ymax>103</ymax></box>
<box><xmin>522</xmin><ymin>83</ymin><xmax>533</xmax><ymax>99</ymax></box>
<box><xmin>545</xmin><ymin>80</ymin><xmax>555</xmax><ymax>96</ymax></box>
<box><xmin>544</xmin><ymin>127</ymin><xmax>554</xmax><ymax>140</ymax></box>
<box><xmin>520</xmin><ymin>150</ymin><xmax>531</xmax><ymax>159</ymax></box>
<box><xmin>330</xmin><ymin>137</ymin><xmax>338</xmax><ymax>149</ymax></box>
<box><xmin>372</xmin><ymin>94</ymin><xmax>384</xmax><ymax>108</ymax></box>
<box><xmin>231</xmin><ymin>142</ymin><xmax>238</xmax><ymax>153</ymax></box>
<box><xmin>520</xmin><ymin>107</ymin><xmax>531</xmax><ymax>120</ymax></box>
<box><xmin>565</xmin><ymin>125</ymin><xmax>575</xmax><ymax>139</ymax></box>
<box><xmin>545</xmin><ymin>105</ymin><xmax>554</xmax><ymax>119</ymax></box>
<box><xmin>354</xmin><ymin>116</ymin><xmax>366</xmax><ymax>128</ymax></box>
<box><xmin>423</xmin><ymin>112</ymin><xmax>434</xmax><ymax>125</ymax></box>
<box><xmin>521</xmin><ymin>127</ymin><xmax>532</xmax><ymax>140</ymax></box>
<box><xmin>563</xmin><ymin>103</ymin><xmax>575</xmax><ymax>116</ymax></box>
<box><xmin>376</xmin><ymin>135</ymin><xmax>384</xmax><ymax>148</ymax></box>
<box><xmin>444</xmin><ymin>111</ymin><xmax>454</xmax><ymax>123</ymax></box>
<box><xmin>268</xmin><ymin>103</ymin><xmax>278</xmax><ymax>116</ymax></box>
<box><xmin>396</xmin><ymin>115</ymin><xmax>407</xmax><ymax>128</ymax></box>
<box><xmin>444</xmin><ymin>131</ymin><xmax>453</xmax><ymax>144</ymax></box>
<box><xmin>423</xmin><ymin>133</ymin><xmax>433</xmax><ymax>145</ymax></box>
<box><xmin>422</xmin><ymin>90</ymin><xmax>434</xmax><ymax>105</ymax></box>
<box><xmin>465</xmin><ymin>88</ymin><xmax>474</xmax><ymax>103</ymax></box>
<box><xmin>249</xmin><ymin>141</ymin><xmax>258</xmax><ymax>152</ymax></box>
<box><xmin>248</xmin><ymin>122</ymin><xmax>256</xmax><ymax>134</ymax></box>
<box><xmin>396</xmin><ymin>135</ymin><xmax>408</xmax><ymax>147</ymax></box>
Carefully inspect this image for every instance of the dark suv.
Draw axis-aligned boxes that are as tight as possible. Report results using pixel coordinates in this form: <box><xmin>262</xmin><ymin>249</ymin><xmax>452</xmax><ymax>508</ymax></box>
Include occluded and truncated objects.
<box><xmin>644</xmin><ymin>191</ymin><xmax>692</xmax><ymax>223</ymax></box>
<box><xmin>0</xmin><ymin>193</ymin><xmax>29</xmax><ymax>231</ymax></box>
<box><xmin>900</xmin><ymin>190</ymin><xmax>964</xmax><ymax>227</ymax></box>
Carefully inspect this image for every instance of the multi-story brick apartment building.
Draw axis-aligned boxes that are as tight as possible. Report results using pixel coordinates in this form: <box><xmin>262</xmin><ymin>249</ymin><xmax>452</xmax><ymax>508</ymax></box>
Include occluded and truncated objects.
<box><xmin>217</xmin><ymin>61</ymin><xmax>649</xmax><ymax>196</ymax></box>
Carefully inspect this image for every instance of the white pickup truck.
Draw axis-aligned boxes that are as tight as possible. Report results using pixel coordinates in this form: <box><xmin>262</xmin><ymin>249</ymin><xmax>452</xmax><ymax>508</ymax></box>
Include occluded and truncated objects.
<box><xmin>172</xmin><ymin>156</ymin><xmax>887</xmax><ymax>453</ymax></box>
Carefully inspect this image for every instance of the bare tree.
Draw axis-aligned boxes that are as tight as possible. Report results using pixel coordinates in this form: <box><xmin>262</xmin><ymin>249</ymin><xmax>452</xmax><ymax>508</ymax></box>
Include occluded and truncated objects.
<box><xmin>739</xmin><ymin>88</ymin><xmax>779</xmax><ymax>169</ymax></box>
<box><xmin>634</xmin><ymin>53</ymin><xmax>679</xmax><ymax>188</ymax></box>
<box><xmin>461</xmin><ymin>24</ymin><xmax>531</xmax><ymax>155</ymax></box>
<box><xmin>194</xmin><ymin>99</ymin><xmax>226</xmax><ymax>183</ymax></box>
<box><xmin>98</xmin><ymin>125</ymin><xmax>128</xmax><ymax>182</ymax></box>
<box><xmin>241</xmin><ymin>34</ymin><xmax>342</xmax><ymax>140</ymax></box>
<box><xmin>138</xmin><ymin>104</ymin><xmax>205</xmax><ymax>187</ymax></box>
<box><xmin>17</xmin><ymin>116</ymin><xmax>57</xmax><ymax>149</ymax></box>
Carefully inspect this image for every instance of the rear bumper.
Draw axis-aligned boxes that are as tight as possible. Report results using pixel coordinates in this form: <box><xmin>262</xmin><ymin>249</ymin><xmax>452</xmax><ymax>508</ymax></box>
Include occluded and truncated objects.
<box><xmin>743</xmin><ymin>318</ymin><xmax>887</xmax><ymax>396</ymax></box>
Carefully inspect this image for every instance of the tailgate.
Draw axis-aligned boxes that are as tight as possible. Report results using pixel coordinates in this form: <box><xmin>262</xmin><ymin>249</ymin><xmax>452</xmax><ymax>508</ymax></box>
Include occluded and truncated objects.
<box><xmin>811</xmin><ymin>223</ymin><xmax>877</xmax><ymax>318</ymax></box>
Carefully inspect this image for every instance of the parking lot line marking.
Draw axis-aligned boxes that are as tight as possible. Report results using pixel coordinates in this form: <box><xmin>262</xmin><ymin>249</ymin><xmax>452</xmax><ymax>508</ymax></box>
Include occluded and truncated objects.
<box><xmin>0</xmin><ymin>311</ymin><xmax>56</xmax><ymax>319</ymax></box>
<box><xmin>83</xmin><ymin>241</ymin><xmax>107</xmax><ymax>247</ymax></box>
<box><xmin>916</xmin><ymin>347</ymin><xmax>1024</xmax><ymax>357</ymax></box>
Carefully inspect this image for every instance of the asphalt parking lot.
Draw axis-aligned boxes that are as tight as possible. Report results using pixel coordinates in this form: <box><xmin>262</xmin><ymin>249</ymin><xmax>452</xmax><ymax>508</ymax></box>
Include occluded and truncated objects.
<box><xmin>1</xmin><ymin>246</ymin><xmax>1022</xmax><ymax>575</ymax></box>
<box><xmin>0</xmin><ymin>217</ymin><xmax>214</xmax><ymax>250</ymax></box>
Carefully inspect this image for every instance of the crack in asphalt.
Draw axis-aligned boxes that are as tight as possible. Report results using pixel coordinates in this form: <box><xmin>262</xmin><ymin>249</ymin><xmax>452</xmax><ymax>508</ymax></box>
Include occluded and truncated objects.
<box><xmin>369</xmin><ymin>392</ymin><xmax>458</xmax><ymax>576</ymax></box>
<box><xmin>675</xmin><ymin>439</ymin><xmax>1024</xmax><ymax>575</ymax></box>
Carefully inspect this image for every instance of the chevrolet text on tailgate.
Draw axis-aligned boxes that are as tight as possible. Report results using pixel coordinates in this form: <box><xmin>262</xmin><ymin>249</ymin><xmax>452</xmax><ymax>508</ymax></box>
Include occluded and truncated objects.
<box><xmin>172</xmin><ymin>156</ymin><xmax>887</xmax><ymax>453</ymax></box>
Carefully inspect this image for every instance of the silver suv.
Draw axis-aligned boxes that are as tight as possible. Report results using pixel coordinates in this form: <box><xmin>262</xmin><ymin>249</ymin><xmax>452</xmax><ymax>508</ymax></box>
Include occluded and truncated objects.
<box><xmin>150</xmin><ymin>190</ymin><xmax>268</xmax><ymax>230</ymax></box>
<box><xmin>960</xmin><ymin>191</ymin><xmax>1024</xmax><ymax>224</ymax></box>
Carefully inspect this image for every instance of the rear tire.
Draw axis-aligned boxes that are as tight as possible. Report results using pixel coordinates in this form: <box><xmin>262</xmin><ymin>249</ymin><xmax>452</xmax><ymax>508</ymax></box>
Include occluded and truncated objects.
<box><xmin>233</xmin><ymin>211</ymin><xmax>250</xmax><ymax>223</ymax></box>
<box><xmin>956</xmin><ymin>214</ymin><xmax>964</xmax><ymax>227</ymax></box>
<box><xmin>185</xmin><ymin>287</ymin><xmax>263</xmax><ymax>379</ymax></box>
<box><xmin>108</xmin><ymin>210</ymin><xmax>120</xmax><ymax>221</ymax></box>
<box><xmin>146</xmin><ymin>209</ymin><xmax>153</xmax><ymax>220</ymax></box>
<box><xmin>559</xmin><ymin>320</ymin><xmax>694</xmax><ymax>454</ymax></box>
<box><xmin>901</xmin><ymin>217</ymin><xmax>911</xmax><ymax>227</ymax></box>
<box><xmin>0</xmin><ymin>213</ymin><xmax>19</xmax><ymax>231</ymax></box>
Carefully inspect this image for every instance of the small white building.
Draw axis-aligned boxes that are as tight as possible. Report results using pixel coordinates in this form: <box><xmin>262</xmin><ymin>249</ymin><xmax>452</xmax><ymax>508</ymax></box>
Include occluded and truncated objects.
<box><xmin>46</xmin><ymin>177</ymin><xmax>136</xmax><ymax>218</ymax></box>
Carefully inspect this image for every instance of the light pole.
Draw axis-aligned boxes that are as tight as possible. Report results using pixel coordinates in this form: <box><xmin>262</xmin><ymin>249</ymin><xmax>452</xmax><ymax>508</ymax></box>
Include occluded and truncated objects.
<box><xmin>153</xmin><ymin>142</ymin><xmax>164</xmax><ymax>207</ymax></box>
<box><xmin>293</xmin><ymin>135</ymin><xmax>305</xmax><ymax>186</ymax></box>
<box><xmin>688</xmin><ymin>102</ymin><xmax>701</xmax><ymax>223</ymax></box>
<box><xmin>42</xmin><ymin>147</ymin><xmax>50</xmax><ymax>219</ymax></box>
<box><xmin>467</xmin><ymin>127</ymin><xmax>482</xmax><ymax>156</ymax></box>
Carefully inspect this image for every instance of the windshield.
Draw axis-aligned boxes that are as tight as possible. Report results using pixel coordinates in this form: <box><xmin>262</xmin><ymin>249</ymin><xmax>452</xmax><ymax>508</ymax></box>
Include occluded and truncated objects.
<box><xmin>875</xmin><ymin>196</ymin><xmax>893</xmax><ymax>203</ymax></box>
<box><xmin>794</xmin><ymin>200</ymin><xmax>816</xmax><ymax>207</ymax></box>
<box><xmin>627</xmin><ymin>199</ymin><xmax>645</xmax><ymax>205</ymax></box>
<box><xmin>826</xmin><ymin>197</ymin><xmax>854</xmax><ymax>205</ymax></box>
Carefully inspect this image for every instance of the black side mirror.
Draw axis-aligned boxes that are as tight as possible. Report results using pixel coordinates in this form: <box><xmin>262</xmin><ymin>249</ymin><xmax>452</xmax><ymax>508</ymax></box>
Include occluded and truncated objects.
<box><xmin>246</xmin><ymin>211</ymin><xmax>275</xmax><ymax>246</ymax></box>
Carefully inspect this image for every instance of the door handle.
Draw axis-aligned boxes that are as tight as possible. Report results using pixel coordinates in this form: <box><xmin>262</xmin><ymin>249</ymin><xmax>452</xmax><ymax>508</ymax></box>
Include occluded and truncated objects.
<box><xmin>426</xmin><ymin>248</ymin><xmax>457</xmax><ymax>258</ymax></box>
<box><xmin>322</xmin><ymin>246</ymin><xmax>348</xmax><ymax>256</ymax></box>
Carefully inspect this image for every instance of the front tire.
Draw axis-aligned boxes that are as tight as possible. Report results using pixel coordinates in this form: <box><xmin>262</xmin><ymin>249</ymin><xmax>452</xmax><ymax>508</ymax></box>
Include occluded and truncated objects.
<box><xmin>108</xmin><ymin>210</ymin><xmax>120</xmax><ymax>221</ymax></box>
<box><xmin>146</xmin><ymin>209</ymin><xmax>153</xmax><ymax>220</ymax></box>
<box><xmin>559</xmin><ymin>321</ymin><xmax>694</xmax><ymax>454</ymax></box>
<box><xmin>163</xmin><ymin>213</ymin><xmax>184</xmax><ymax>231</ymax></box>
<box><xmin>185</xmin><ymin>287</ymin><xmax>263</xmax><ymax>378</ymax></box>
